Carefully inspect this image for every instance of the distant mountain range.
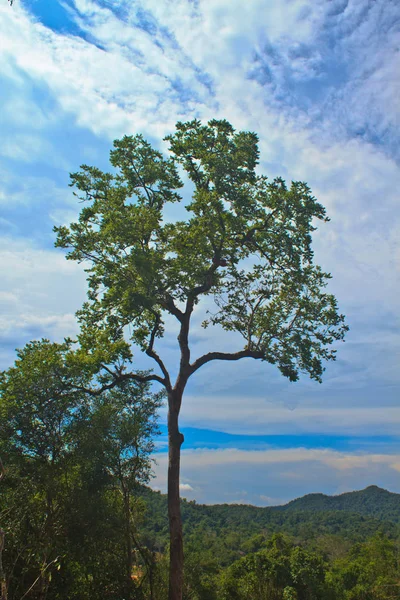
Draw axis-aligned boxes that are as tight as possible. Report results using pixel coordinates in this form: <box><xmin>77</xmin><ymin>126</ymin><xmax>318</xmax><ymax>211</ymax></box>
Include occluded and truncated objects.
<box><xmin>278</xmin><ymin>485</ymin><xmax>400</xmax><ymax>521</ymax></box>
<box><xmin>139</xmin><ymin>485</ymin><xmax>400</xmax><ymax>555</ymax></box>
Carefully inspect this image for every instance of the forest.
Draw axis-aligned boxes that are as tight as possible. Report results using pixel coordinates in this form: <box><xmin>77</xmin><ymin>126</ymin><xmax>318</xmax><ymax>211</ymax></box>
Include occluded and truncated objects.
<box><xmin>1</xmin><ymin>340</ymin><xmax>399</xmax><ymax>599</ymax></box>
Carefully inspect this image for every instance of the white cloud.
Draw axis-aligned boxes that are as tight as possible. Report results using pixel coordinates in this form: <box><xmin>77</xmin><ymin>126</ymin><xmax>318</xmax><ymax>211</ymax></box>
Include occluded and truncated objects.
<box><xmin>179</xmin><ymin>483</ymin><xmax>194</xmax><ymax>492</ymax></box>
<box><xmin>0</xmin><ymin>238</ymin><xmax>86</xmax><ymax>367</ymax></box>
<box><xmin>0</xmin><ymin>312</ymin><xmax>78</xmax><ymax>338</ymax></box>
<box><xmin>0</xmin><ymin>170</ymin><xmax>71</xmax><ymax>208</ymax></box>
<box><xmin>0</xmin><ymin>134</ymin><xmax>54</xmax><ymax>163</ymax></box>
<box><xmin>0</xmin><ymin>1</ymin><xmax>210</xmax><ymax>140</ymax></box>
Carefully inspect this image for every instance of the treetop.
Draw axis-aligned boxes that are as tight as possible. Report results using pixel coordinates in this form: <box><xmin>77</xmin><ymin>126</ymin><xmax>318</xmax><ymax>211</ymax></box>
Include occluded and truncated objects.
<box><xmin>54</xmin><ymin>118</ymin><xmax>347</xmax><ymax>386</ymax></box>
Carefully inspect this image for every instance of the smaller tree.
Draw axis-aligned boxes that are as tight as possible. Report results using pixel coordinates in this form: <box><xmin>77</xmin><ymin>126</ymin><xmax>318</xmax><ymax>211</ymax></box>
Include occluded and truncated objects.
<box><xmin>74</xmin><ymin>381</ymin><xmax>163</xmax><ymax>598</ymax></box>
<box><xmin>0</xmin><ymin>340</ymin><xmax>162</xmax><ymax>600</ymax></box>
<box><xmin>283</xmin><ymin>588</ymin><xmax>298</xmax><ymax>600</ymax></box>
<box><xmin>0</xmin><ymin>339</ymin><xmax>80</xmax><ymax>599</ymax></box>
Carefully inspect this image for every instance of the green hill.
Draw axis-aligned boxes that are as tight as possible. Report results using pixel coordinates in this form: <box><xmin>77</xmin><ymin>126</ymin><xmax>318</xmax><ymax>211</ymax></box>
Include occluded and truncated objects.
<box><xmin>279</xmin><ymin>485</ymin><xmax>400</xmax><ymax>521</ymax></box>
<box><xmin>139</xmin><ymin>485</ymin><xmax>400</xmax><ymax>563</ymax></box>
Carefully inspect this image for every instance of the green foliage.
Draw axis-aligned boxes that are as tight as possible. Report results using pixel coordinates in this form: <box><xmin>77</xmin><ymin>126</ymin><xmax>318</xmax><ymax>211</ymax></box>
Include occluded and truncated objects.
<box><xmin>74</xmin><ymin>381</ymin><xmax>163</xmax><ymax>487</ymax></box>
<box><xmin>217</xmin><ymin>534</ymin><xmax>329</xmax><ymax>600</ymax></box>
<box><xmin>0</xmin><ymin>339</ymin><xmax>78</xmax><ymax>462</ymax></box>
<box><xmin>0</xmin><ymin>340</ymin><xmax>161</xmax><ymax>599</ymax></box>
<box><xmin>136</xmin><ymin>487</ymin><xmax>400</xmax><ymax>566</ymax></box>
<box><xmin>55</xmin><ymin>118</ymin><xmax>347</xmax><ymax>385</ymax></box>
<box><xmin>283</xmin><ymin>587</ymin><xmax>298</xmax><ymax>600</ymax></box>
<box><xmin>2</xmin><ymin>380</ymin><xmax>400</xmax><ymax>600</ymax></box>
<box><xmin>328</xmin><ymin>534</ymin><xmax>400</xmax><ymax>600</ymax></box>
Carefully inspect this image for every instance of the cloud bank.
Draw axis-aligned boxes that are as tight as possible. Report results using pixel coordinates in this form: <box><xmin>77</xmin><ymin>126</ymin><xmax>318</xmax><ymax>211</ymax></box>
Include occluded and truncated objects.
<box><xmin>152</xmin><ymin>447</ymin><xmax>400</xmax><ymax>505</ymax></box>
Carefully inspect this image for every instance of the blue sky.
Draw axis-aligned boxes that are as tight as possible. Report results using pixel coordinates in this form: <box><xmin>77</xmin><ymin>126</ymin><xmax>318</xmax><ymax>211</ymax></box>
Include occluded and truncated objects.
<box><xmin>1</xmin><ymin>0</ymin><xmax>399</xmax><ymax>505</ymax></box>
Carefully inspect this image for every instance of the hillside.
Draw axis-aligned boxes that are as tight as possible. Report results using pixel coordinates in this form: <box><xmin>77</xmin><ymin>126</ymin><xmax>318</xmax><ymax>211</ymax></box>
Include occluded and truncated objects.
<box><xmin>280</xmin><ymin>485</ymin><xmax>400</xmax><ymax>521</ymax></box>
<box><xmin>139</xmin><ymin>485</ymin><xmax>400</xmax><ymax>562</ymax></box>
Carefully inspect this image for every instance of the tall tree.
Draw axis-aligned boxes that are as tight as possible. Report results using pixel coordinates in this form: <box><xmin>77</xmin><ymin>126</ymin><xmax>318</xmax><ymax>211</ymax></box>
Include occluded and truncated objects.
<box><xmin>55</xmin><ymin>118</ymin><xmax>348</xmax><ymax>600</ymax></box>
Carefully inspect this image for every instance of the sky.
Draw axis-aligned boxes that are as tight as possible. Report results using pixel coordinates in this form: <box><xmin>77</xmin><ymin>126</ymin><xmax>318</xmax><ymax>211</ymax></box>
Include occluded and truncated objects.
<box><xmin>1</xmin><ymin>0</ymin><xmax>399</xmax><ymax>506</ymax></box>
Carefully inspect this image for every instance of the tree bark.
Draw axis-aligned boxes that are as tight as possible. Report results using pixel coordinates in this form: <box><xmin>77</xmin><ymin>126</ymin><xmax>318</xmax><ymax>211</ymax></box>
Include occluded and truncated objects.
<box><xmin>0</xmin><ymin>458</ymin><xmax>7</xmax><ymax>600</ymax></box>
<box><xmin>121</xmin><ymin>484</ymin><xmax>134</xmax><ymax>595</ymax></box>
<box><xmin>167</xmin><ymin>392</ymin><xmax>184</xmax><ymax>600</ymax></box>
<box><xmin>0</xmin><ymin>528</ymin><xmax>6</xmax><ymax>600</ymax></box>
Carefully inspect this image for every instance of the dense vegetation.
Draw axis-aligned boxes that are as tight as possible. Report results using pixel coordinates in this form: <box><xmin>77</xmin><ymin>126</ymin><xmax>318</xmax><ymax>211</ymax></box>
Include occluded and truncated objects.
<box><xmin>138</xmin><ymin>487</ymin><xmax>400</xmax><ymax>599</ymax></box>
<box><xmin>281</xmin><ymin>486</ymin><xmax>400</xmax><ymax>521</ymax></box>
<box><xmin>0</xmin><ymin>340</ymin><xmax>162</xmax><ymax>600</ymax></box>
<box><xmin>139</xmin><ymin>485</ymin><xmax>400</xmax><ymax>562</ymax></box>
<box><xmin>1</xmin><ymin>340</ymin><xmax>399</xmax><ymax>600</ymax></box>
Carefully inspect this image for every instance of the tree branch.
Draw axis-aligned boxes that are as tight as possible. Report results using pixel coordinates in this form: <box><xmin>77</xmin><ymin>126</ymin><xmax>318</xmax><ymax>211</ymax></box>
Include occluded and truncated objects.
<box><xmin>19</xmin><ymin>558</ymin><xmax>59</xmax><ymax>600</ymax></box>
<box><xmin>236</xmin><ymin>208</ymin><xmax>278</xmax><ymax>245</ymax></box>
<box><xmin>187</xmin><ymin>262</ymin><xmax>218</xmax><ymax>304</ymax></box>
<box><xmin>190</xmin><ymin>348</ymin><xmax>264</xmax><ymax>375</ymax></box>
<box><xmin>146</xmin><ymin>314</ymin><xmax>172</xmax><ymax>391</ymax></box>
<box><xmin>74</xmin><ymin>370</ymin><xmax>166</xmax><ymax>396</ymax></box>
<box><xmin>174</xmin><ymin>261</ymin><xmax>227</xmax><ymax>393</ymax></box>
<box><xmin>251</xmin><ymin>240</ymin><xmax>288</xmax><ymax>274</ymax></box>
<box><xmin>99</xmin><ymin>363</ymin><xmax>116</xmax><ymax>378</ymax></box>
<box><xmin>129</xmin><ymin>158</ymin><xmax>172</xmax><ymax>207</ymax></box>
<box><xmin>130</xmin><ymin>159</ymin><xmax>153</xmax><ymax>204</ymax></box>
<box><xmin>187</xmin><ymin>156</ymin><xmax>207</xmax><ymax>189</ymax></box>
<box><xmin>247</xmin><ymin>295</ymin><xmax>266</xmax><ymax>346</ymax></box>
<box><xmin>160</xmin><ymin>294</ymin><xmax>184</xmax><ymax>322</ymax></box>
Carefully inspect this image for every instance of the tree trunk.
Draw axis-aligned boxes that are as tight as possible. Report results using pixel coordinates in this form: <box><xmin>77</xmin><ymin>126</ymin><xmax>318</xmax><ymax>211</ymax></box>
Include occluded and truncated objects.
<box><xmin>122</xmin><ymin>484</ymin><xmax>134</xmax><ymax>595</ymax></box>
<box><xmin>0</xmin><ymin>459</ymin><xmax>6</xmax><ymax>600</ymax></box>
<box><xmin>167</xmin><ymin>392</ymin><xmax>184</xmax><ymax>600</ymax></box>
<box><xmin>0</xmin><ymin>528</ymin><xmax>7</xmax><ymax>600</ymax></box>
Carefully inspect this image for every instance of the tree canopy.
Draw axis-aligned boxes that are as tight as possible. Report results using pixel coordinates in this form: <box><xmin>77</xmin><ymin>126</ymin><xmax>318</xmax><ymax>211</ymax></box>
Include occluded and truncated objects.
<box><xmin>55</xmin><ymin>119</ymin><xmax>347</xmax><ymax>387</ymax></box>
